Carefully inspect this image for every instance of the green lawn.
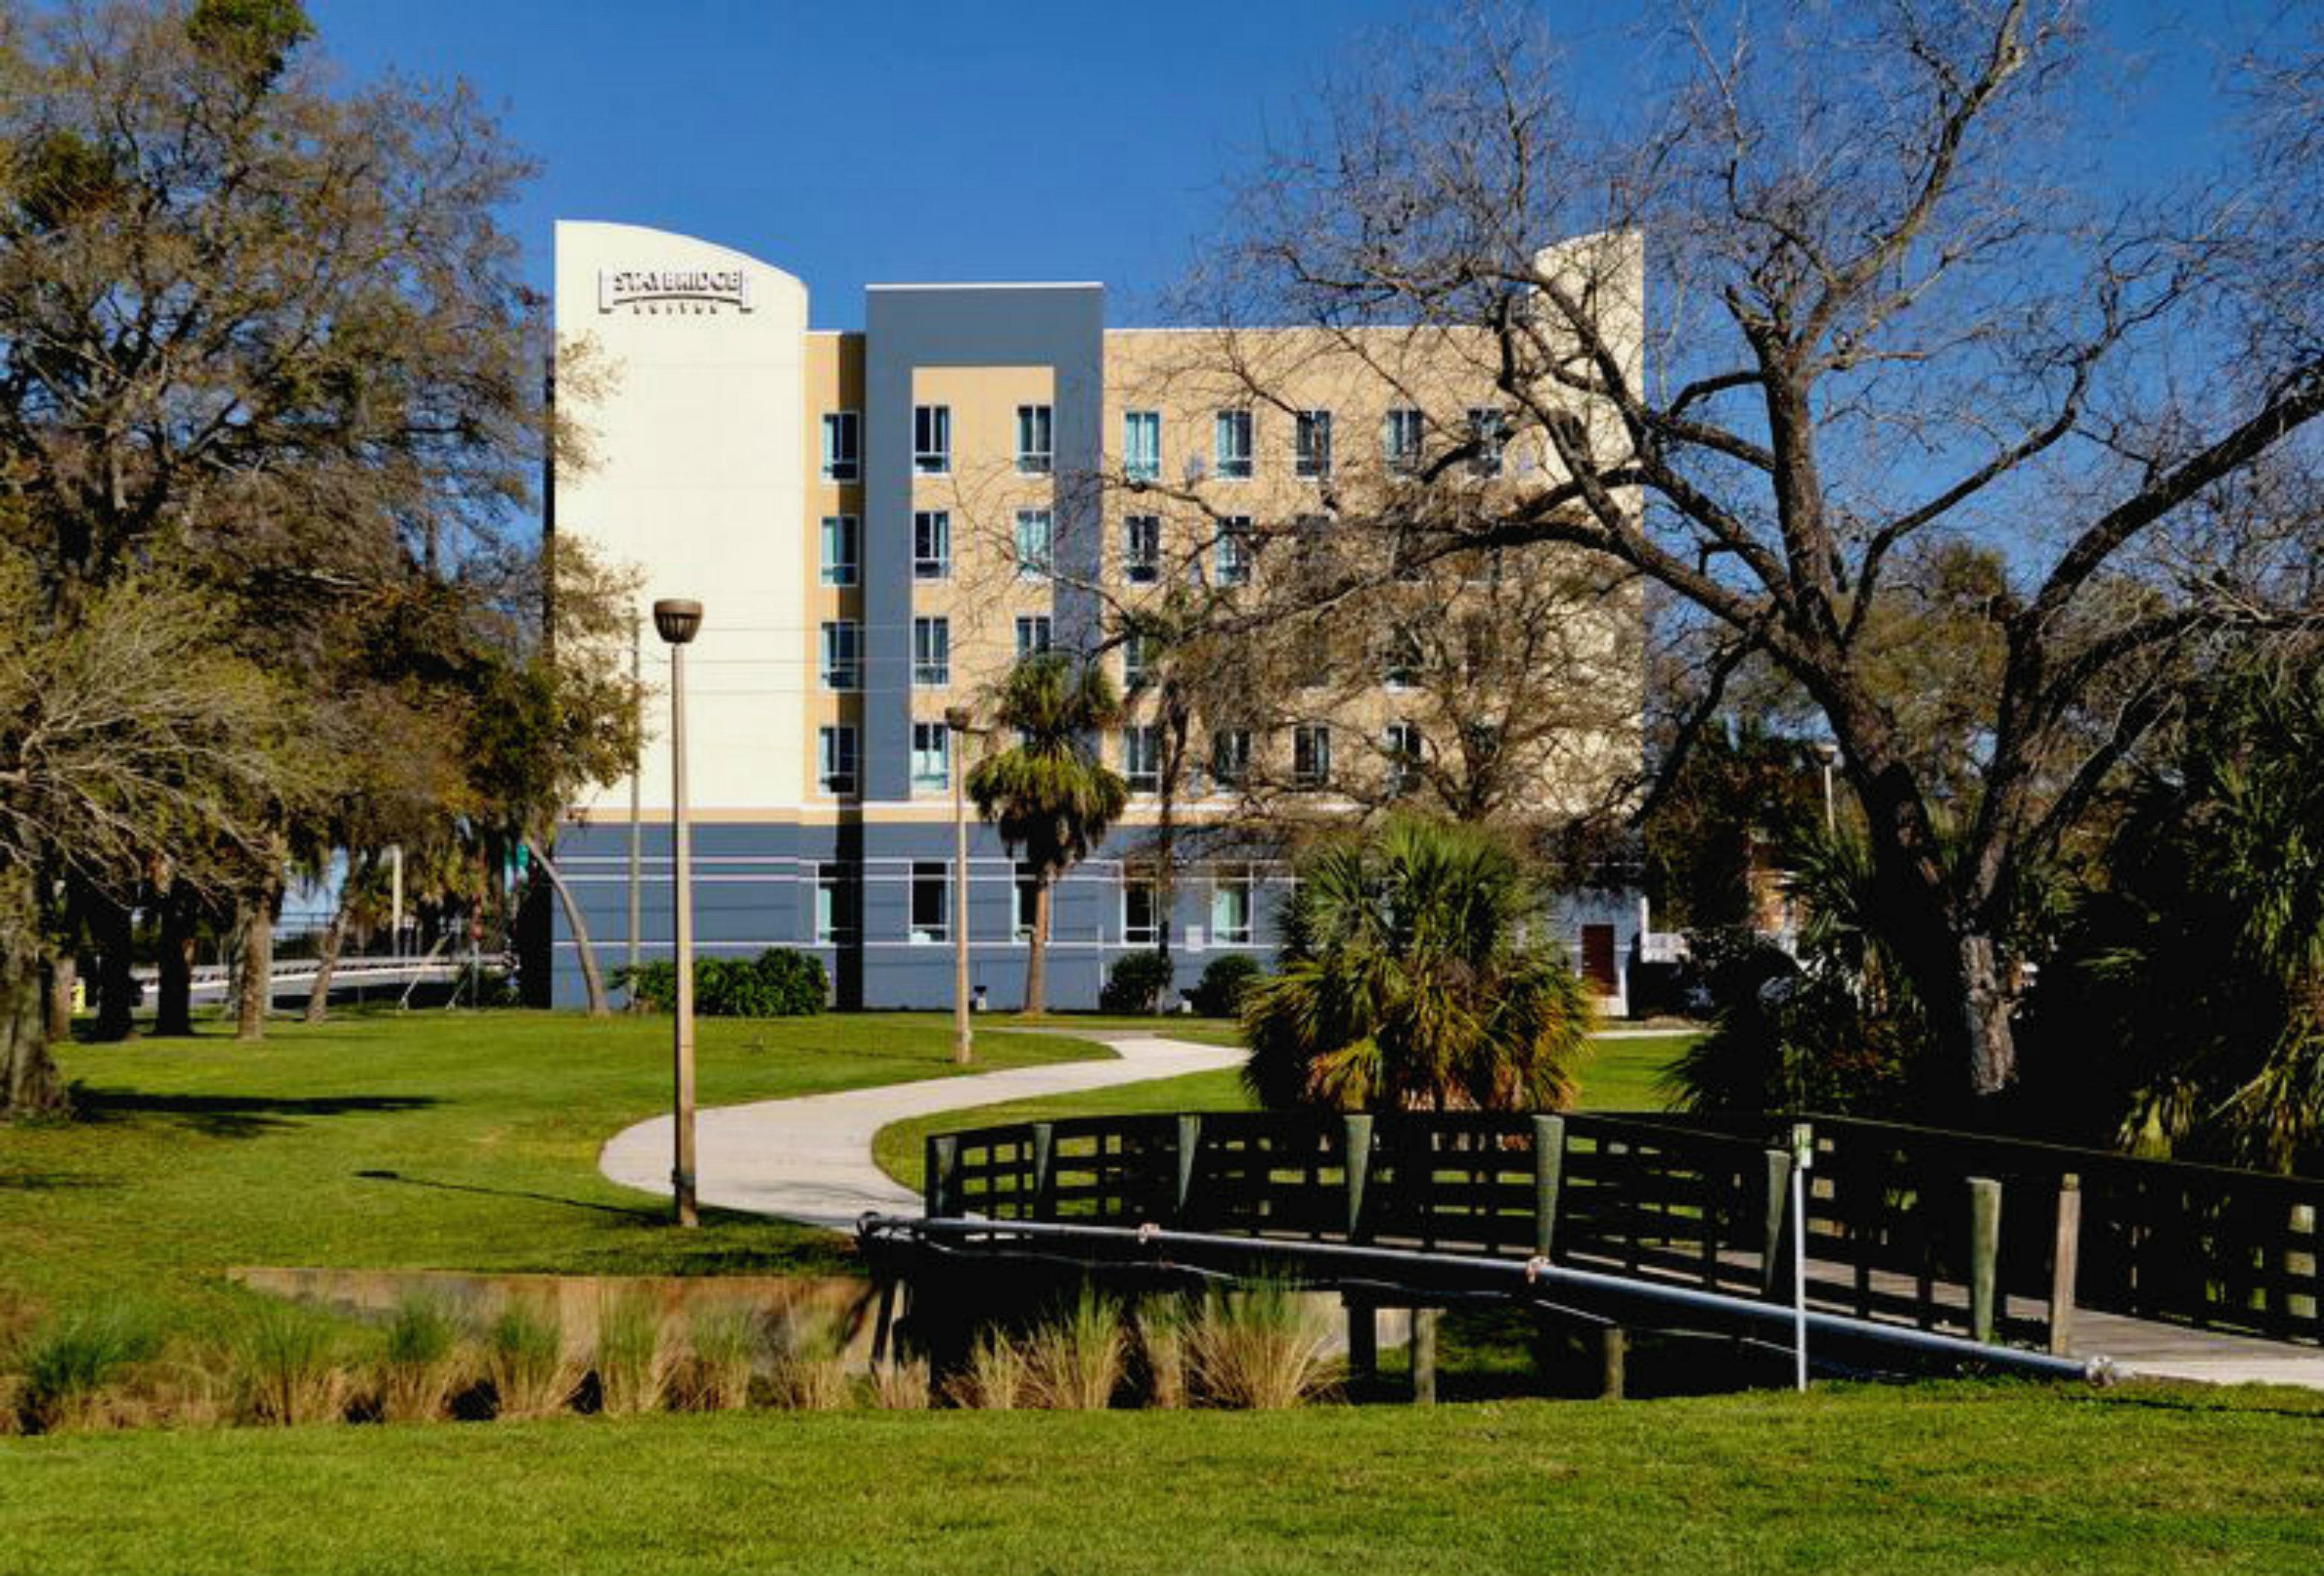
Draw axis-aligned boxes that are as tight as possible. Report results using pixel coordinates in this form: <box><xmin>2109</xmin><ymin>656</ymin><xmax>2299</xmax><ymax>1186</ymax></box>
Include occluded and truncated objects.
<box><xmin>0</xmin><ymin>1011</ymin><xmax>1106</xmax><ymax>1322</ymax></box>
<box><xmin>871</xmin><ymin>1030</ymin><xmax>1704</xmax><ymax>1193</ymax></box>
<box><xmin>5</xmin><ymin>1384</ymin><xmax>2323</xmax><ymax>1574</ymax></box>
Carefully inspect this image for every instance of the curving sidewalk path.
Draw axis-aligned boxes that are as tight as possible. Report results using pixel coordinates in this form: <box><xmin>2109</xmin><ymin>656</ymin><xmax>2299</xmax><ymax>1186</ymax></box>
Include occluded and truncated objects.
<box><xmin>599</xmin><ymin>1033</ymin><xmax>1242</xmax><ymax>1232</ymax></box>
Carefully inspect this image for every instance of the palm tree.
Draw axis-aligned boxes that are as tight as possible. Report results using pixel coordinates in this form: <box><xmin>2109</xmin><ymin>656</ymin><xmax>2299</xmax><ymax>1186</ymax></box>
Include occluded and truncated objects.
<box><xmin>1242</xmin><ymin>816</ymin><xmax>1593</xmax><ymax>1112</ymax></box>
<box><xmin>965</xmin><ymin>655</ymin><xmax>1129</xmax><ymax>1016</ymax></box>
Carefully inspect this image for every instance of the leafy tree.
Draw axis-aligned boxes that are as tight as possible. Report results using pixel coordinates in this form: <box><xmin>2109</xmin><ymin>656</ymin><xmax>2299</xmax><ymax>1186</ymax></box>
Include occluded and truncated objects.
<box><xmin>1242</xmin><ymin>816</ymin><xmax>1593</xmax><ymax>1112</ymax></box>
<box><xmin>1204</xmin><ymin>2</ymin><xmax>2324</xmax><ymax>1103</ymax></box>
<box><xmin>965</xmin><ymin>655</ymin><xmax>1129</xmax><ymax>1018</ymax></box>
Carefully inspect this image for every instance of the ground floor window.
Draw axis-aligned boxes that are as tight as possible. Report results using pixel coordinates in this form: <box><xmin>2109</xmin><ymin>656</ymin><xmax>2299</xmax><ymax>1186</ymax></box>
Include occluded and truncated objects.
<box><xmin>1015</xmin><ymin>863</ymin><xmax>1040</xmax><ymax>942</ymax></box>
<box><xmin>910</xmin><ymin>861</ymin><xmax>948</xmax><ymax>944</ymax></box>
<box><xmin>1210</xmin><ymin>872</ymin><xmax>1253</xmax><ymax>946</ymax></box>
<box><xmin>814</xmin><ymin>862</ymin><xmax>856</xmax><ymax>945</ymax></box>
<box><xmin>1123</xmin><ymin>874</ymin><xmax>1160</xmax><ymax>946</ymax></box>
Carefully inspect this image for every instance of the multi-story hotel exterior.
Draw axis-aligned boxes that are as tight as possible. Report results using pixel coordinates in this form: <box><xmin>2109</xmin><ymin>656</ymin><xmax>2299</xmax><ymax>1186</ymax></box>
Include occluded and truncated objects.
<box><xmin>548</xmin><ymin>220</ymin><xmax>1646</xmax><ymax>1013</ymax></box>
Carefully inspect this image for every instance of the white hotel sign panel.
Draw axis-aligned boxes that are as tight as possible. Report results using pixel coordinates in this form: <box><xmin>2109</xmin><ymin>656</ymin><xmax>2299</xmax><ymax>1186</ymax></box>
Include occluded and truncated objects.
<box><xmin>598</xmin><ymin>266</ymin><xmax>755</xmax><ymax>315</ymax></box>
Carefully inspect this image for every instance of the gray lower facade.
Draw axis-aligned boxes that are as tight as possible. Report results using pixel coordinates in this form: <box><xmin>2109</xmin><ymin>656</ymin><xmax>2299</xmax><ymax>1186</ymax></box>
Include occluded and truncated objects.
<box><xmin>547</xmin><ymin>818</ymin><xmax>1645</xmax><ymax>1014</ymax></box>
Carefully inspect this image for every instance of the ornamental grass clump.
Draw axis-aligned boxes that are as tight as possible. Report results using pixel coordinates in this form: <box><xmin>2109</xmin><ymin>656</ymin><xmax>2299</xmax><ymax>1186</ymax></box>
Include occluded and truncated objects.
<box><xmin>1188</xmin><ymin>1281</ymin><xmax>1340</xmax><ymax>1410</ymax></box>
<box><xmin>862</xmin><ymin>1358</ymin><xmax>931</xmax><ymax>1410</ymax></box>
<box><xmin>1135</xmin><ymin>1295</ymin><xmax>1193</xmax><ymax>1410</ymax></box>
<box><xmin>487</xmin><ymin>1300</ymin><xmax>579</xmax><ymax>1420</ymax></box>
<box><xmin>670</xmin><ymin>1305</ymin><xmax>756</xmax><ymax>1413</ymax></box>
<box><xmin>763</xmin><ymin>1305</ymin><xmax>851</xmax><ymax>1411</ymax></box>
<box><xmin>231</xmin><ymin>1299</ymin><xmax>350</xmax><ymax>1427</ymax></box>
<box><xmin>377</xmin><ymin>1295</ymin><xmax>468</xmax><ymax>1423</ymax></box>
<box><xmin>592</xmin><ymin>1290</ymin><xmax>673</xmax><ymax>1417</ymax></box>
<box><xmin>11</xmin><ymin>1303</ymin><xmax>161</xmax><ymax>1434</ymax></box>
<box><xmin>1022</xmin><ymin>1287</ymin><xmax>1127</xmax><ymax>1411</ymax></box>
<box><xmin>945</xmin><ymin>1328</ymin><xmax>1029</xmax><ymax>1410</ymax></box>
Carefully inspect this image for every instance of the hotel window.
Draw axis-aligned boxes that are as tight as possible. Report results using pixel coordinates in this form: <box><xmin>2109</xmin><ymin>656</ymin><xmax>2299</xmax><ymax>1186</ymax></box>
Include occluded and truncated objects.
<box><xmin>1121</xmin><ymin>630</ymin><xmax>1151</xmax><ymax>690</ymax></box>
<box><xmin>1016</xmin><ymin>404</ymin><xmax>1054</xmax><ymax>475</ymax></box>
<box><xmin>1213</xmin><ymin>409</ymin><xmax>1253</xmax><ymax>479</ymax></box>
<box><xmin>1384</xmin><ymin>407</ymin><xmax>1425</xmax><ymax>473</ymax></box>
<box><xmin>913</xmin><ymin>510</ymin><xmax>951</xmax><ymax>580</ymax></box>
<box><xmin>911</xmin><ymin>617</ymin><xmax>950</xmax><ymax>688</ymax></box>
<box><xmin>1210</xmin><ymin>728</ymin><xmax>1250</xmax><ymax>791</ymax></box>
<box><xmin>913</xmin><ymin>404</ymin><xmax>951</xmax><ymax>474</ymax></box>
<box><xmin>817</xmin><ymin>725</ymin><xmax>858</xmax><ymax>795</ymax></box>
<box><xmin>1293</xmin><ymin>724</ymin><xmax>1331</xmax><ymax>789</ymax></box>
<box><xmin>1016</xmin><ymin>616</ymin><xmax>1052</xmax><ymax>660</ymax></box>
<box><xmin>821</xmin><ymin>411</ymin><xmax>860</xmax><ymax>481</ymax></box>
<box><xmin>1210</xmin><ymin>873</ymin><xmax>1253</xmax><ymax>947</ymax></box>
<box><xmin>1123</xmin><ymin>515</ymin><xmax>1161</xmax><ymax>584</ymax></box>
<box><xmin>1468</xmin><ymin>409</ymin><xmax>1508</xmax><ymax>478</ymax></box>
<box><xmin>909</xmin><ymin>861</ymin><xmax>949</xmax><ymax>944</ymax></box>
<box><xmin>820</xmin><ymin>620</ymin><xmax>861</xmax><ymax>691</ymax></box>
<box><xmin>1014</xmin><ymin>862</ymin><xmax>1040</xmax><ymax>942</ymax></box>
<box><xmin>1124</xmin><ymin>724</ymin><xmax>1161</xmax><ymax>792</ymax></box>
<box><xmin>1384</xmin><ymin>721</ymin><xmax>1423</xmax><ymax>796</ymax></box>
<box><xmin>1295</xmin><ymin>410</ymin><xmax>1333</xmax><ymax>479</ymax></box>
<box><xmin>814</xmin><ymin>862</ymin><xmax>856</xmax><ymax>946</ymax></box>
<box><xmin>819</xmin><ymin>514</ymin><xmax>858</xmax><ymax>586</ymax></box>
<box><xmin>910</xmin><ymin>721</ymin><xmax>951</xmax><ymax>792</ymax></box>
<box><xmin>1123</xmin><ymin>875</ymin><xmax>1160</xmax><ymax>947</ymax></box>
<box><xmin>1123</xmin><ymin>410</ymin><xmax>1161</xmax><ymax>482</ymax></box>
<box><xmin>1215</xmin><ymin>517</ymin><xmax>1252</xmax><ymax>588</ymax></box>
<box><xmin>1015</xmin><ymin>509</ymin><xmax>1053</xmax><ymax>580</ymax></box>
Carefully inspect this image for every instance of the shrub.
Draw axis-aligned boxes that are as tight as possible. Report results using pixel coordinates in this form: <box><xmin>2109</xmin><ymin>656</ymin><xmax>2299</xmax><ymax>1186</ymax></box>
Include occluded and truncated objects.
<box><xmin>616</xmin><ymin>948</ymin><xmax>828</xmax><ymax>1017</ymax></box>
<box><xmin>12</xmin><ymin>1303</ymin><xmax>161</xmax><ymax>1433</ymax></box>
<box><xmin>945</xmin><ymin>1328</ymin><xmax>1029</xmax><ymax>1410</ymax></box>
<box><xmin>1099</xmin><ymin>950</ymin><xmax>1176</xmax><ymax>1014</ymax></box>
<box><xmin>1192</xmin><ymin>953</ymin><xmax>1264</xmax><ymax>1018</ymax></box>
<box><xmin>862</xmin><ymin>1359</ymin><xmax>931</xmax><ymax>1410</ymax></box>
<box><xmin>592</xmin><ymin>1290</ymin><xmax>672</xmax><ymax>1417</ymax></box>
<box><xmin>1187</xmin><ymin>1281</ymin><xmax>1339</xmax><ymax>1409</ymax></box>
<box><xmin>1022</xmin><ymin>1287</ymin><xmax>1126</xmax><ymax>1410</ymax></box>
<box><xmin>487</xmin><ymin>1300</ymin><xmax>579</xmax><ymax>1420</ymax></box>
<box><xmin>377</xmin><ymin>1295</ymin><xmax>467</xmax><ymax>1423</ymax></box>
<box><xmin>231</xmin><ymin>1300</ymin><xmax>349</xmax><ymax>1427</ymax></box>
<box><xmin>670</xmin><ymin>1306</ymin><xmax>757</xmax><ymax>1413</ymax></box>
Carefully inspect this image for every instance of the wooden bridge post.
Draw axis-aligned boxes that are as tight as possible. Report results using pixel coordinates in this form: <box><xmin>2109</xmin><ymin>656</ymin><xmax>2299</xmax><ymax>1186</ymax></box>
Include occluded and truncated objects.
<box><xmin>1532</xmin><ymin>1115</ymin><xmax>1566</xmax><ymax>1259</ymax></box>
<box><xmin>1343</xmin><ymin>1115</ymin><xmax>1374</xmax><ymax>1241</ymax></box>
<box><xmin>1411</xmin><ymin>1308</ymin><xmax>1440</xmax><ymax>1405</ymax></box>
<box><xmin>1029</xmin><ymin>1121</ymin><xmax>1055</xmax><ymax>1221</ymax></box>
<box><xmin>1969</xmin><ymin>1175</ymin><xmax>2004</xmax><ymax>1343</ymax></box>
<box><xmin>927</xmin><ymin>1134</ymin><xmax>959</xmax><ymax>1218</ymax></box>
<box><xmin>2048</xmin><ymin>1174</ymin><xmax>2081</xmax><ymax>1355</ymax></box>
<box><xmin>1760</xmin><ymin>1149</ymin><xmax>1794</xmax><ymax>1299</ymax></box>
<box><xmin>1174</xmin><ymin>1115</ymin><xmax>1204</xmax><ymax>1226</ymax></box>
<box><xmin>1599</xmin><ymin>1325</ymin><xmax>1627</xmax><ymax>1401</ymax></box>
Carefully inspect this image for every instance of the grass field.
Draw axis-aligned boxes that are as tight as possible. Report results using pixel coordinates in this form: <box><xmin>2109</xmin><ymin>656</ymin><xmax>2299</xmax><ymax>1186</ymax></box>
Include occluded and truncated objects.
<box><xmin>871</xmin><ymin>1031</ymin><xmax>1703</xmax><ymax>1193</ymax></box>
<box><xmin>5</xmin><ymin>1384</ymin><xmax>2322</xmax><ymax>1574</ymax></box>
<box><xmin>0</xmin><ymin>1011</ymin><xmax>1105</xmax><ymax>1322</ymax></box>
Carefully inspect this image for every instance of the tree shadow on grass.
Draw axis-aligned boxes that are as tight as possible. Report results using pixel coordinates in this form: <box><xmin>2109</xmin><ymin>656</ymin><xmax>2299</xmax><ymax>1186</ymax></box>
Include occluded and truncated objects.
<box><xmin>71</xmin><ymin>1088</ymin><xmax>439</xmax><ymax>1139</ymax></box>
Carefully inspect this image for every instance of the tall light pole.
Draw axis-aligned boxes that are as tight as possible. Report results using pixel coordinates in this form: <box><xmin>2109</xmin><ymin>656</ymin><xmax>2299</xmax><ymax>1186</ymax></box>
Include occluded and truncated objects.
<box><xmin>945</xmin><ymin>704</ymin><xmax>974</xmax><ymax>1066</ymax></box>
<box><xmin>654</xmin><ymin>597</ymin><xmax>703</xmax><ymax>1228</ymax></box>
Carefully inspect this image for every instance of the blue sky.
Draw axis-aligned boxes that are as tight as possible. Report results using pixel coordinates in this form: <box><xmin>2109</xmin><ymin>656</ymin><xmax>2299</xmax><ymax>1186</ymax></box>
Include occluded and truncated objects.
<box><xmin>308</xmin><ymin>1</ymin><xmax>2260</xmax><ymax>330</ymax></box>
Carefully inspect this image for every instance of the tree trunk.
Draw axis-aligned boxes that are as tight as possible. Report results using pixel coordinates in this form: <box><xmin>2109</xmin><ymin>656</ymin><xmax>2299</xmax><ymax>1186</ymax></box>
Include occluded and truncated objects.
<box><xmin>304</xmin><ymin>904</ymin><xmax>347</xmax><ymax>1024</ymax></box>
<box><xmin>46</xmin><ymin>952</ymin><xmax>76</xmax><ymax>1043</ymax></box>
<box><xmin>155</xmin><ymin>883</ymin><xmax>195</xmax><ymax>1037</ymax></box>
<box><xmin>235</xmin><ymin>885</ymin><xmax>277</xmax><ymax>1042</ymax></box>
<box><xmin>523</xmin><ymin>833</ymin><xmax>609</xmax><ymax>1016</ymax></box>
<box><xmin>93</xmin><ymin>893</ymin><xmax>137</xmax><ymax>1042</ymax></box>
<box><xmin>1023</xmin><ymin>876</ymin><xmax>1052</xmax><ymax>1018</ymax></box>
<box><xmin>1</xmin><ymin>950</ymin><xmax>62</xmax><ymax>1117</ymax></box>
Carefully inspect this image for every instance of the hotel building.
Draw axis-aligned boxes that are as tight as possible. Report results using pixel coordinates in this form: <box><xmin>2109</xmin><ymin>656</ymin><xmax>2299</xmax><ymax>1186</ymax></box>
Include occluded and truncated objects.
<box><xmin>548</xmin><ymin>221</ymin><xmax>1646</xmax><ymax>1013</ymax></box>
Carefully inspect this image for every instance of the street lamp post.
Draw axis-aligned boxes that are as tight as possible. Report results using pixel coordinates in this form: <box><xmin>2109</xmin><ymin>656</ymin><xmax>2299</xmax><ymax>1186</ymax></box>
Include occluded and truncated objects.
<box><xmin>1813</xmin><ymin>740</ymin><xmax>1839</xmax><ymax>837</ymax></box>
<box><xmin>654</xmin><ymin>597</ymin><xmax>704</xmax><ymax>1227</ymax></box>
<box><xmin>945</xmin><ymin>704</ymin><xmax>974</xmax><ymax>1066</ymax></box>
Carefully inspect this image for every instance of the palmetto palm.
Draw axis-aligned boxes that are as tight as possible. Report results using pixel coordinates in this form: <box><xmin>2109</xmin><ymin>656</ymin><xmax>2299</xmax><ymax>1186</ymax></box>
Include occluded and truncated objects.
<box><xmin>1242</xmin><ymin>816</ymin><xmax>1593</xmax><ymax>1112</ymax></box>
<box><xmin>965</xmin><ymin>655</ymin><xmax>1129</xmax><ymax>1016</ymax></box>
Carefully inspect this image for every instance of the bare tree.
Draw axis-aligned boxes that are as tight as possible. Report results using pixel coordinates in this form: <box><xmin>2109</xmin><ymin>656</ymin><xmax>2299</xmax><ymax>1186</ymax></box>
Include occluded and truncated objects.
<box><xmin>1203</xmin><ymin>1</ymin><xmax>2324</xmax><ymax>1102</ymax></box>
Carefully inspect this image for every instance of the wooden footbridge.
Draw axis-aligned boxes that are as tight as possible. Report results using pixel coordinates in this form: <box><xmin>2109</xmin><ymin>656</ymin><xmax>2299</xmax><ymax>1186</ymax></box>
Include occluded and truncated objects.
<box><xmin>858</xmin><ymin>1109</ymin><xmax>2324</xmax><ymax>1393</ymax></box>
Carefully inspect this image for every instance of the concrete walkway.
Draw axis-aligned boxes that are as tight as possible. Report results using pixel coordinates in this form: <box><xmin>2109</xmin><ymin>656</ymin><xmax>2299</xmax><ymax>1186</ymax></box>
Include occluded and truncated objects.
<box><xmin>599</xmin><ymin>1033</ymin><xmax>1242</xmax><ymax>1233</ymax></box>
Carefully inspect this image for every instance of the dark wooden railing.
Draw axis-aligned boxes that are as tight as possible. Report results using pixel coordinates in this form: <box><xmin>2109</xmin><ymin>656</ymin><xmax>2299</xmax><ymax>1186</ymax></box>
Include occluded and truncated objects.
<box><xmin>926</xmin><ymin>1109</ymin><xmax>2324</xmax><ymax>1348</ymax></box>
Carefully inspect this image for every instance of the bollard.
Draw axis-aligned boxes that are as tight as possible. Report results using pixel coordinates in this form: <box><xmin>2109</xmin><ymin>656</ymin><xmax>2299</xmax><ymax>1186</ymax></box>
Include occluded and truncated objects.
<box><xmin>1969</xmin><ymin>1176</ymin><xmax>2004</xmax><ymax>1344</ymax></box>
<box><xmin>1411</xmin><ymin>1308</ymin><xmax>1440</xmax><ymax>1405</ymax></box>
<box><xmin>1600</xmin><ymin>1325</ymin><xmax>1627</xmax><ymax>1400</ymax></box>
<box><xmin>2049</xmin><ymin>1174</ymin><xmax>2081</xmax><ymax>1356</ymax></box>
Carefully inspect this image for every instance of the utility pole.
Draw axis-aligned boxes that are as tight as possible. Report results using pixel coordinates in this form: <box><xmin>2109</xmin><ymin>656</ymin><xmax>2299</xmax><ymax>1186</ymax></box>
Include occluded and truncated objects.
<box><xmin>947</xmin><ymin>704</ymin><xmax>974</xmax><ymax>1066</ymax></box>
<box><xmin>625</xmin><ymin>614</ymin><xmax>643</xmax><ymax>1008</ymax></box>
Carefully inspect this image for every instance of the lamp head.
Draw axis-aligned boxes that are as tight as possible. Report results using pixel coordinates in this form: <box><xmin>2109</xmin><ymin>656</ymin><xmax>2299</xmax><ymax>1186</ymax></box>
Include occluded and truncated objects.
<box><xmin>944</xmin><ymin>704</ymin><xmax>974</xmax><ymax>733</ymax></box>
<box><xmin>652</xmin><ymin>599</ymin><xmax>704</xmax><ymax>646</ymax></box>
<box><xmin>1811</xmin><ymin>740</ymin><xmax>1840</xmax><ymax>768</ymax></box>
